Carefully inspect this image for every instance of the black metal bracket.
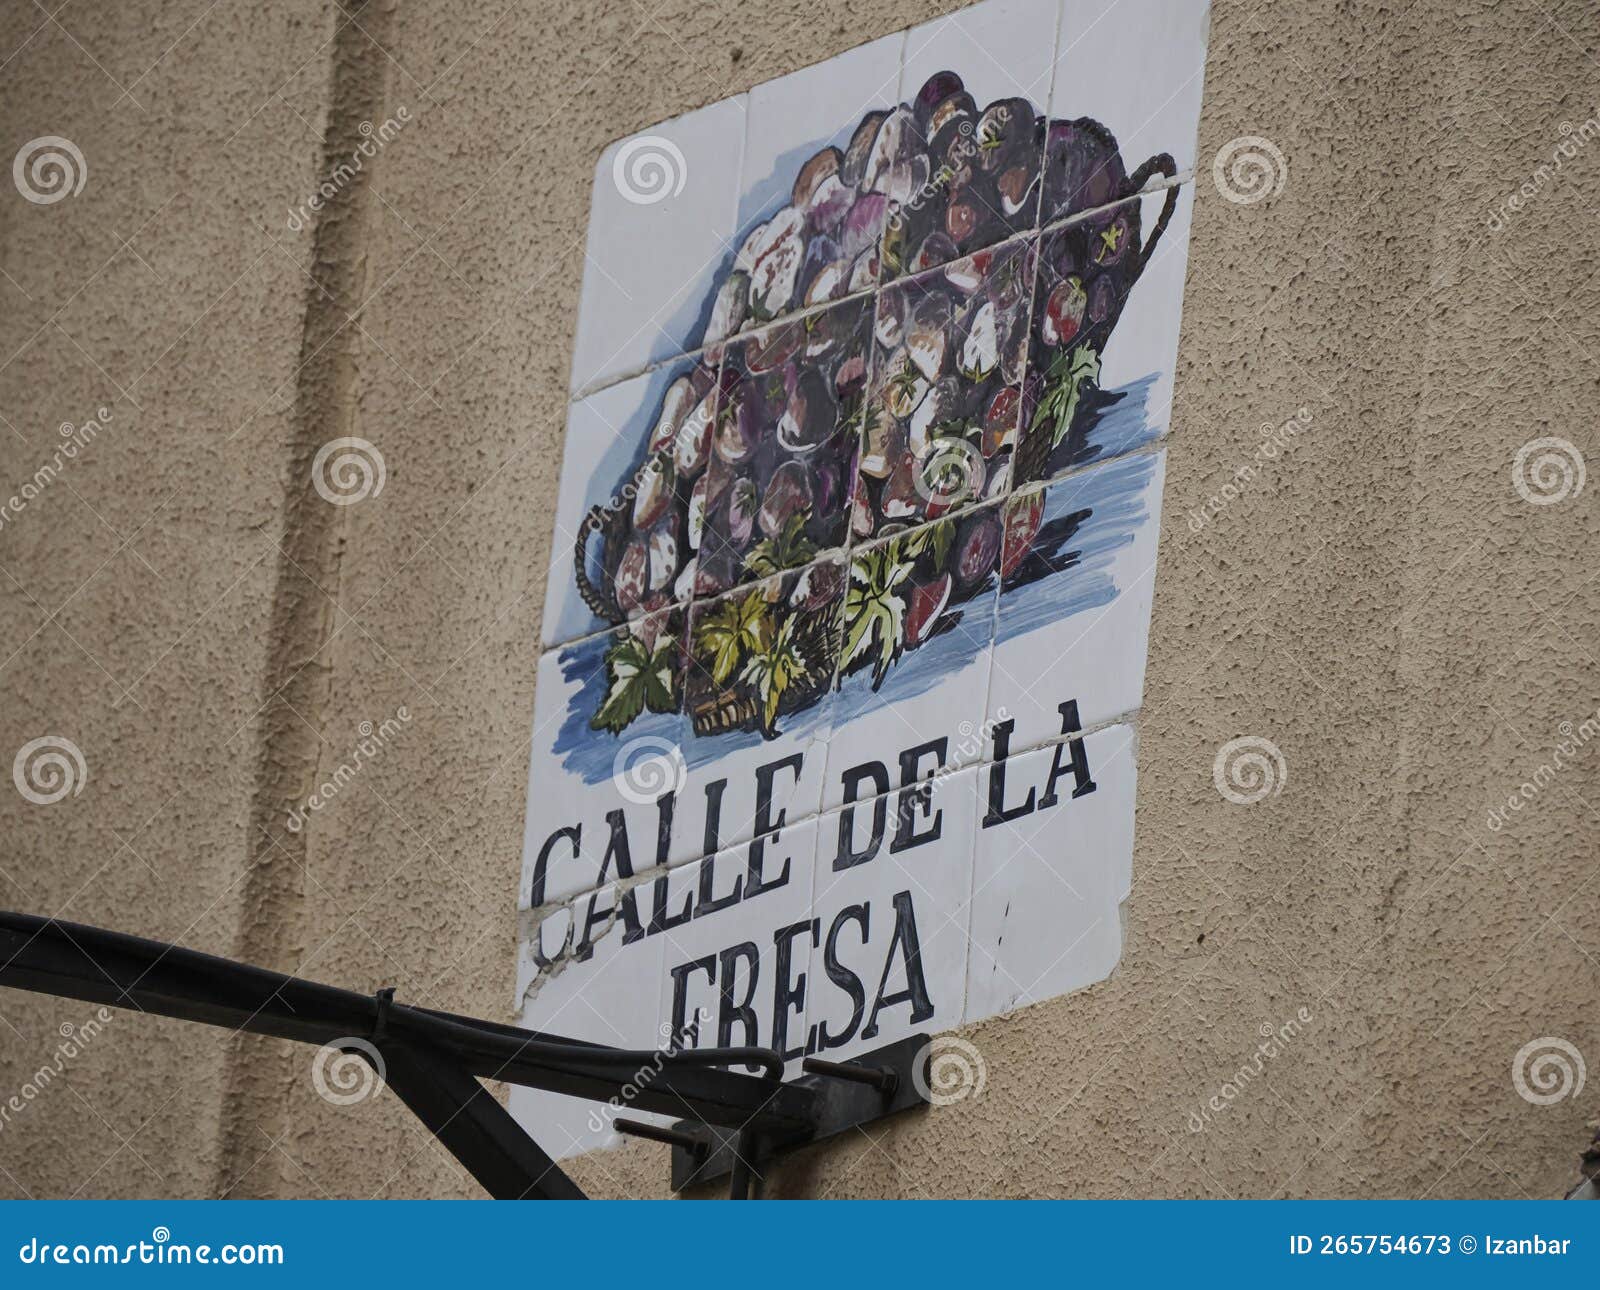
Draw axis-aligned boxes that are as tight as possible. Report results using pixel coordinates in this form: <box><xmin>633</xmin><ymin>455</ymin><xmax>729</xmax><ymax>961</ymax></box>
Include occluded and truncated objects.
<box><xmin>648</xmin><ymin>1036</ymin><xmax>932</xmax><ymax>1193</ymax></box>
<box><xmin>0</xmin><ymin>911</ymin><xmax>931</xmax><ymax>1200</ymax></box>
<box><xmin>378</xmin><ymin>1040</ymin><xmax>585</xmax><ymax>1199</ymax></box>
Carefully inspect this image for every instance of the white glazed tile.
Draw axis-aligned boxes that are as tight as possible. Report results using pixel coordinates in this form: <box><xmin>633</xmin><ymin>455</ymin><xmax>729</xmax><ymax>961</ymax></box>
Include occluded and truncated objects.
<box><xmin>823</xmin><ymin>512</ymin><xmax>1001</xmax><ymax>811</ymax></box>
<box><xmin>678</xmin><ymin>558</ymin><xmax>846</xmax><ymax>859</ymax></box>
<box><xmin>521</xmin><ymin>607</ymin><xmax>690</xmax><ymax>907</ymax></box>
<box><xmin>885</xmin><ymin>0</ymin><xmax>1059</xmax><ymax>276</ymax></box>
<box><xmin>695</xmin><ymin>299</ymin><xmax>873</xmax><ymax>600</ymax></box>
<box><xmin>901</xmin><ymin>0</ymin><xmax>1057</xmax><ymax>127</ymax></box>
<box><xmin>543</xmin><ymin>359</ymin><xmax>718</xmax><ymax>650</ymax></box>
<box><xmin>1019</xmin><ymin>187</ymin><xmax>1188</xmax><ymax>483</ymax></box>
<box><xmin>808</xmin><ymin>765</ymin><xmax>979</xmax><ymax>1061</ymax></box>
<box><xmin>655</xmin><ymin>818</ymin><xmax>819</xmax><ymax>1077</ymax></box>
<box><xmin>987</xmin><ymin>449</ymin><xmax>1165</xmax><ymax>753</ymax></box>
<box><xmin>963</xmin><ymin>723</ymin><xmax>1136</xmax><ymax>1021</ymax></box>
<box><xmin>510</xmin><ymin>883</ymin><xmax>668</xmax><ymax>1159</ymax></box>
<box><xmin>1044</xmin><ymin>0</ymin><xmax>1209</xmax><ymax>221</ymax></box>
<box><xmin>857</xmin><ymin>242</ymin><xmax>1035</xmax><ymax>534</ymax></box>
<box><xmin>571</xmin><ymin>96</ymin><xmax>747</xmax><ymax>392</ymax></box>
<box><xmin>517</xmin><ymin>0</ymin><xmax>1207</xmax><ymax>1157</ymax></box>
<box><xmin>677</xmin><ymin>718</ymin><xmax>832</xmax><ymax>869</ymax></box>
<box><xmin>737</xmin><ymin>33</ymin><xmax>904</xmax><ymax>236</ymax></box>
<box><xmin>1095</xmin><ymin>183</ymin><xmax>1192</xmax><ymax>448</ymax></box>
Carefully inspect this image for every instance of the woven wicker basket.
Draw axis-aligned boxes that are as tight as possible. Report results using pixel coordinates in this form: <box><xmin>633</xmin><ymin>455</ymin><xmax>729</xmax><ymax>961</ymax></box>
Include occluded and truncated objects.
<box><xmin>572</xmin><ymin>449</ymin><xmax>673</xmax><ymax>624</ymax></box>
<box><xmin>686</xmin><ymin>603</ymin><xmax>838</xmax><ymax>737</ymax></box>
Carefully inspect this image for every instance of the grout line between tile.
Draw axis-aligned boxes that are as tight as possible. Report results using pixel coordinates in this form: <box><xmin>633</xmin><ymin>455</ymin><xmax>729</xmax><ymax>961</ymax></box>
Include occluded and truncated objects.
<box><xmin>520</xmin><ymin>704</ymin><xmax>1146</xmax><ymax>922</ymax></box>
<box><xmin>567</xmin><ymin>174</ymin><xmax>1193</xmax><ymax>404</ymax></box>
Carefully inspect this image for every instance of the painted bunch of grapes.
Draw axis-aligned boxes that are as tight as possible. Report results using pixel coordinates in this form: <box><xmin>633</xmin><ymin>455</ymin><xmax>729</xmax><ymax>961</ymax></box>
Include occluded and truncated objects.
<box><xmin>574</xmin><ymin>73</ymin><xmax>1177</xmax><ymax>740</ymax></box>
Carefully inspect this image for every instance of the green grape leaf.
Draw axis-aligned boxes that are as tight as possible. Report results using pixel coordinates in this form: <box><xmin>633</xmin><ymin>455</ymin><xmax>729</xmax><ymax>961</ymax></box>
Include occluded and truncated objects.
<box><xmin>743</xmin><ymin>506</ymin><xmax>817</xmax><ymax>578</ymax></box>
<box><xmin>643</xmin><ymin>632</ymin><xmax>678</xmax><ymax>714</ymax></box>
<box><xmin>739</xmin><ymin>615</ymin><xmax>808</xmax><ymax>736</ymax></box>
<box><xmin>592</xmin><ymin>636</ymin><xmax>652</xmax><ymax>733</ymax></box>
<box><xmin>1038</xmin><ymin>344</ymin><xmax>1101</xmax><ymax>450</ymax></box>
<box><xmin>695</xmin><ymin>589</ymin><xmax>767</xmax><ymax>685</ymax></box>
<box><xmin>842</xmin><ymin>542</ymin><xmax>913</xmax><ymax>687</ymax></box>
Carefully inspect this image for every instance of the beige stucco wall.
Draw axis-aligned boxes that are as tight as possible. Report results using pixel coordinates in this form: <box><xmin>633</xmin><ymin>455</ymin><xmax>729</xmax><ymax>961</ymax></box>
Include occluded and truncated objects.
<box><xmin>2</xmin><ymin>0</ymin><xmax>1598</xmax><ymax>1199</ymax></box>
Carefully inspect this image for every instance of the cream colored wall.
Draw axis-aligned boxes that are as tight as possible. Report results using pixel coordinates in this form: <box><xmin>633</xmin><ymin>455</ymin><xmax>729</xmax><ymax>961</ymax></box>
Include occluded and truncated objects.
<box><xmin>2</xmin><ymin>0</ymin><xmax>1598</xmax><ymax>1199</ymax></box>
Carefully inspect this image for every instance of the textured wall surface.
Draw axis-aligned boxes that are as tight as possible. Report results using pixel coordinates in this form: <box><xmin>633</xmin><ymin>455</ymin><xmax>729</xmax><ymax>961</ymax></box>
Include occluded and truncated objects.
<box><xmin>2</xmin><ymin>0</ymin><xmax>1598</xmax><ymax>1199</ymax></box>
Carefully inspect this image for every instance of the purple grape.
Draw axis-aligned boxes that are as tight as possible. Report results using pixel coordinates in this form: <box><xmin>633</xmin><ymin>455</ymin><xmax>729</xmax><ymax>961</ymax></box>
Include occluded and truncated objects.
<box><xmin>1042</xmin><ymin>118</ymin><xmax>1127</xmax><ymax>222</ymax></box>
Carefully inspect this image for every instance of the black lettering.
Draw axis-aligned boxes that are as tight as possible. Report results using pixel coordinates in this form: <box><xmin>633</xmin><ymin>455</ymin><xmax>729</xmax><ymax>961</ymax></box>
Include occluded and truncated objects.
<box><xmin>754</xmin><ymin>754</ymin><xmax>801</xmax><ymax>836</ymax></box>
<box><xmin>862</xmin><ymin>891</ymin><xmax>934</xmax><ymax>1039</ymax></box>
<box><xmin>892</xmin><ymin>785</ymin><xmax>942</xmax><ymax>854</ymax></box>
<box><xmin>701</xmin><ymin>777</ymin><xmax>728</xmax><ymax>856</ymax></box>
<box><xmin>716</xmin><ymin>942</ymin><xmax>761</xmax><ymax>1068</ymax></box>
<box><xmin>893</xmin><ymin>740</ymin><xmax>946</xmax><ymax>853</ymax></box>
<box><xmin>530</xmin><ymin>908</ymin><xmax>573</xmax><ymax>969</ymax></box>
<box><xmin>575</xmin><ymin>885</ymin><xmax>644</xmax><ymax>960</ymax></box>
<box><xmin>668</xmin><ymin>955</ymin><xmax>716</xmax><ymax>1043</ymax></box>
<box><xmin>818</xmin><ymin>905</ymin><xmax>869</xmax><ymax>1050</ymax></box>
<box><xmin>747</xmin><ymin>755</ymin><xmax>802</xmax><ymax>896</ymax></box>
<box><xmin>983</xmin><ymin>719</ymin><xmax>1035</xmax><ymax>826</ymax></box>
<box><xmin>694</xmin><ymin>848</ymin><xmax>743</xmax><ymax>918</ymax></box>
<box><xmin>596</xmin><ymin>808</ymin><xmax>635</xmax><ymax>884</ymax></box>
<box><xmin>648</xmin><ymin>869</ymin><xmax>693</xmax><ymax>935</ymax></box>
<box><xmin>746</xmin><ymin>836</ymin><xmax>793</xmax><ymax>898</ymax></box>
<box><xmin>834</xmin><ymin>762</ymin><xmax>890</xmax><ymax>870</ymax></box>
<box><xmin>1038</xmin><ymin>700</ymin><xmax>1097</xmax><ymax>805</ymax></box>
<box><xmin>529</xmin><ymin>824</ymin><xmax>580</xmax><ymax>908</ymax></box>
<box><xmin>654</xmin><ymin>788</ymin><xmax>676</xmax><ymax>863</ymax></box>
<box><xmin>897</xmin><ymin>738</ymin><xmax>947</xmax><ymax>787</ymax></box>
<box><xmin>772</xmin><ymin>919</ymin><xmax>818</xmax><ymax>1061</ymax></box>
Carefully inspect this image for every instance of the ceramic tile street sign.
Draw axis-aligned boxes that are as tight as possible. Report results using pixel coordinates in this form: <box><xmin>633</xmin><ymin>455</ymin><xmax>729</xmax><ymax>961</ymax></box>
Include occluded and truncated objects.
<box><xmin>519</xmin><ymin>0</ymin><xmax>1208</xmax><ymax>1158</ymax></box>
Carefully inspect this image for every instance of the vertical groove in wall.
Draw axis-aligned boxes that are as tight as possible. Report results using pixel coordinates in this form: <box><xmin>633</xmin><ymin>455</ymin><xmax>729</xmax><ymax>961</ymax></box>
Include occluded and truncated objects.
<box><xmin>214</xmin><ymin>0</ymin><xmax>394</xmax><ymax>1200</ymax></box>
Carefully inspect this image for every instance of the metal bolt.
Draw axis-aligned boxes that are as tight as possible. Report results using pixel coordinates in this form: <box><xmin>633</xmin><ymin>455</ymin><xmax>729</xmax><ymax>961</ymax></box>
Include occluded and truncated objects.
<box><xmin>802</xmin><ymin>1056</ymin><xmax>899</xmax><ymax>1096</ymax></box>
<box><xmin>614</xmin><ymin>1118</ymin><xmax>706</xmax><ymax>1156</ymax></box>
